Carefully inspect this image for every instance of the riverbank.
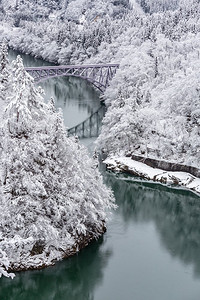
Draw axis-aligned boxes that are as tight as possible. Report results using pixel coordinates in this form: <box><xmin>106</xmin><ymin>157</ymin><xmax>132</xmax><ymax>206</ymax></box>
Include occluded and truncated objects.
<box><xmin>6</xmin><ymin>224</ymin><xmax>106</xmax><ymax>274</ymax></box>
<box><xmin>104</xmin><ymin>155</ymin><xmax>200</xmax><ymax>196</ymax></box>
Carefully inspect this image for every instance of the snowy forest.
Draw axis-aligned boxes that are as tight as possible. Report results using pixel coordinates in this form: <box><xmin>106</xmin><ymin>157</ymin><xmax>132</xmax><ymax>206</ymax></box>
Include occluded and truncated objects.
<box><xmin>0</xmin><ymin>0</ymin><xmax>199</xmax><ymax>280</ymax></box>
<box><xmin>0</xmin><ymin>0</ymin><xmax>199</xmax><ymax>169</ymax></box>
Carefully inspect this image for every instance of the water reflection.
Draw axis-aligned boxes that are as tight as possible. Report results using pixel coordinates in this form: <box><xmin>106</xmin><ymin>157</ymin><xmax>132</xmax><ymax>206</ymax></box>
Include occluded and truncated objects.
<box><xmin>0</xmin><ymin>238</ymin><xmax>112</xmax><ymax>300</ymax></box>
<box><xmin>68</xmin><ymin>105</ymin><xmax>106</xmax><ymax>138</ymax></box>
<box><xmin>105</xmin><ymin>172</ymin><xmax>200</xmax><ymax>277</ymax></box>
<box><xmin>39</xmin><ymin>77</ymin><xmax>100</xmax><ymax>128</ymax></box>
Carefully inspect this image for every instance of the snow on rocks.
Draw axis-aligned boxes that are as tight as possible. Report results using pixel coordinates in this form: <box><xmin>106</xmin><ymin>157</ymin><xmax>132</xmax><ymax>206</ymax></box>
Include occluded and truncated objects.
<box><xmin>104</xmin><ymin>156</ymin><xmax>200</xmax><ymax>195</ymax></box>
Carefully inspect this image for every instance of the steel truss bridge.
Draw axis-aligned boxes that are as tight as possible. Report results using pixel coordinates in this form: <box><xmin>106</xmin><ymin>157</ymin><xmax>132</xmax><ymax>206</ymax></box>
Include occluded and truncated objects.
<box><xmin>25</xmin><ymin>64</ymin><xmax>119</xmax><ymax>93</ymax></box>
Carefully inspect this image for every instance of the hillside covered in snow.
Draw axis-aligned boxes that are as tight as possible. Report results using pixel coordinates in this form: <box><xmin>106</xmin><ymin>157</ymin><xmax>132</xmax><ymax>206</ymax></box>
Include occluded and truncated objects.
<box><xmin>0</xmin><ymin>43</ymin><xmax>115</xmax><ymax>278</ymax></box>
<box><xmin>0</xmin><ymin>0</ymin><xmax>199</xmax><ymax>172</ymax></box>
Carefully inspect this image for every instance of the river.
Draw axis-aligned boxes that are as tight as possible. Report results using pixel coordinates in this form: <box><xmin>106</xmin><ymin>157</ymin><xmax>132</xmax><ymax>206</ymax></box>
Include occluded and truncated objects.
<box><xmin>1</xmin><ymin>51</ymin><xmax>200</xmax><ymax>300</ymax></box>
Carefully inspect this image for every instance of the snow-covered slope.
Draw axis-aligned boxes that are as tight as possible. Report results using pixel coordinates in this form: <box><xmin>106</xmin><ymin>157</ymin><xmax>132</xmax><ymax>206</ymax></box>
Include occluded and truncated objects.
<box><xmin>95</xmin><ymin>1</ymin><xmax>200</xmax><ymax>172</ymax></box>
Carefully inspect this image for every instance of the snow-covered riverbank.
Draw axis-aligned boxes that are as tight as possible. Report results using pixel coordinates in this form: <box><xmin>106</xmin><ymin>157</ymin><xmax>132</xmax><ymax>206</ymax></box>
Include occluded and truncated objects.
<box><xmin>104</xmin><ymin>156</ymin><xmax>200</xmax><ymax>195</ymax></box>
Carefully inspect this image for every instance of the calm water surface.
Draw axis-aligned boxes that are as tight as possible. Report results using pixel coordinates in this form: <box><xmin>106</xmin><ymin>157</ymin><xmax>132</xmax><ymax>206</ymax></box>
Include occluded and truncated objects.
<box><xmin>2</xmin><ymin>51</ymin><xmax>200</xmax><ymax>300</ymax></box>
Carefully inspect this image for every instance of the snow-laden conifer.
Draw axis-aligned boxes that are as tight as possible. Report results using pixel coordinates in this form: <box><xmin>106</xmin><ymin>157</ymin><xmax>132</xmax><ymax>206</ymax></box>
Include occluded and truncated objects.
<box><xmin>0</xmin><ymin>41</ymin><xmax>12</xmax><ymax>120</ymax></box>
<box><xmin>0</xmin><ymin>55</ymin><xmax>115</xmax><ymax>278</ymax></box>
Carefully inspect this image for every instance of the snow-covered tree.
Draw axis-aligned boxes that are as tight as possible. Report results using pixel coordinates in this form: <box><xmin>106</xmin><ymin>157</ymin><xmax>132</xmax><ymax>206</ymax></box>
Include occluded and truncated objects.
<box><xmin>0</xmin><ymin>41</ymin><xmax>12</xmax><ymax>120</ymax></box>
<box><xmin>136</xmin><ymin>0</ymin><xmax>179</xmax><ymax>13</ymax></box>
<box><xmin>0</xmin><ymin>56</ymin><xmax>115</xmax><ymax>278</ymax></box>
